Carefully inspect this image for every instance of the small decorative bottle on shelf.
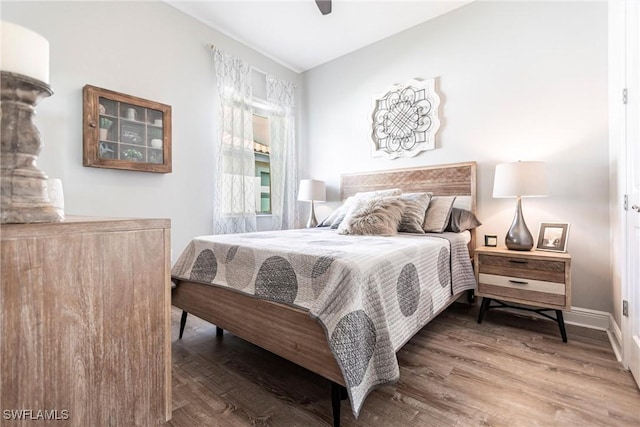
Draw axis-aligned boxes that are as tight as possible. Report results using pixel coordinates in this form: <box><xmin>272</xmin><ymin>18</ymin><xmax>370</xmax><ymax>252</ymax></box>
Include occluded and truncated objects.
<box><xmin>99</xmin><ymin>117</ymin><xmax>113</xmax><ymax>140</ymax></box>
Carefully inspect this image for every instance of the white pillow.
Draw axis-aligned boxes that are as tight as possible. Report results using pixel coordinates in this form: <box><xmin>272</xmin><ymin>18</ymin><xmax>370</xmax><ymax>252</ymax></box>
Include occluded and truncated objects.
<box><xmin>423</xmin><ymin>196</ymin><xmax>457</xmax><ymax>233</ymax></box>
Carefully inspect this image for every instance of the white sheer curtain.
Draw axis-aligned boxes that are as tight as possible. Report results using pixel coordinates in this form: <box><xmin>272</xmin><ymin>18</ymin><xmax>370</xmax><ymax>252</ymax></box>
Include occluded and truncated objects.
<box><xmin>213</xmin><ymin>49</ymin><xmax>257</xmax><ymax>234</ymax></box>
<box><xmin>267</xmin><ymin>75</ymin><xmax>297</xmax><ymax>230</ymax></box>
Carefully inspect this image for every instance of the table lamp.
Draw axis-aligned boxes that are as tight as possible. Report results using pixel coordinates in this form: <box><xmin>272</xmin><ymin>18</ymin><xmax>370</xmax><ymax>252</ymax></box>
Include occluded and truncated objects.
<box><xmin>298</xmin><ymin>179</ymin><xmax>326</xmax><ymax>228</ymax></box>
<box><xmin>493</xmin><ymin>161</ymin><xmax>547</xmax><ymax>251</ymax></box>
<box><xmin>1</xmin><ymin>21</ymin><xmax>62</xmax><ymax>223</ymax></box>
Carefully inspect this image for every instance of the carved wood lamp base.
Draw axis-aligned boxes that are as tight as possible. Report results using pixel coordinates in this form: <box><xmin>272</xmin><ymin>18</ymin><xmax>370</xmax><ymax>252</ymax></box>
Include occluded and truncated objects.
<box><xmin>1</xmin><ymin>71</ymin><xmax>63</xmax><ymax>224</ymax></box>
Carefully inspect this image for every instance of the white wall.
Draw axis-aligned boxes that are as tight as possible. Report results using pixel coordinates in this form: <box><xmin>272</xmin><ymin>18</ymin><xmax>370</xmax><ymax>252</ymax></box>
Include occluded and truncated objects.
<box><xmin>302</xmin><ymin>2</ymin><xmax>611</xmax><ymax>313</ymax></box>
<box><xmin>3</xmin><ymin>1</ymin><xmax>612</xmax><ymax>314</ymax></box>
<box><xmin>2</xmin><ymin>1</ymin><xmax>303</xmax><ymax>258</ymax></box>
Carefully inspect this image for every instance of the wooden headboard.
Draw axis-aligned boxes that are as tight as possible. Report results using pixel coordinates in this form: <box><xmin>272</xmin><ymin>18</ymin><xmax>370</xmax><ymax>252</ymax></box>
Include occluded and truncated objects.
<box><xmin>340</xmin><ymin>161</ymin><xmax>477</xmax><ymax>255</ymax></box>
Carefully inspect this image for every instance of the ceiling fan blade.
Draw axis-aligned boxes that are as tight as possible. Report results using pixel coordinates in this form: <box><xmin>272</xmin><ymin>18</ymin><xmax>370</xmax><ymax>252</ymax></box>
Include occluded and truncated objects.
<box><xmin>315</xmin><ymin>0</ymin><xmax>332</xmax><ymax>15</ymax></box>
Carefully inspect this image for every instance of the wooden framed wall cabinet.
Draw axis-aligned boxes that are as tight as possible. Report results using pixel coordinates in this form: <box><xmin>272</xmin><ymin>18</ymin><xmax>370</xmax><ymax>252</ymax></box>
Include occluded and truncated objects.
<box><xmin>83</xmin><ymin>85</ymin><xmax>172</xmax><ymax>173</ymax></box>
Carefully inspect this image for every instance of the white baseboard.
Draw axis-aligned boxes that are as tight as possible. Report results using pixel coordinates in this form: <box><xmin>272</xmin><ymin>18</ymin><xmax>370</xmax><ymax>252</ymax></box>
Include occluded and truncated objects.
<box><xmin>564</xmin><ymin>306</ymin><xmax>623</xmax><ymax>362</ymax></box>
<box><xmin>564</xmin><ymin>306</ymin><xmax>610</xmax><ymax>330</ymax></box>
<box><xmin>608</xmin><ymin>315</ymin><xmax>623</xmax><ymax>362</ymax></box>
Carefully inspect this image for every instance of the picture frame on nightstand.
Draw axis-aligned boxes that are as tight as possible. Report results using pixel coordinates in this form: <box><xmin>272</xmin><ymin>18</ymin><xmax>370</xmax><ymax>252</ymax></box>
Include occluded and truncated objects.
<box><xmin>536</xmin><ymin>222</ymin><xmax>570</xmax><ymax>252</ymax></box>
<box><xmin>484</xmin><ymin>234</ymin><xmax>498</xmax><ymax>247</ymax></box>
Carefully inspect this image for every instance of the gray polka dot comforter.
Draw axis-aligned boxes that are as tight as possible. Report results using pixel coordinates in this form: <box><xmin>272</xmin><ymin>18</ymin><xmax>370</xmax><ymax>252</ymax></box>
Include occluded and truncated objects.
<box><xmin>172</xmin><ymin>228</ymin><xmax>476</xmax><ymax>417</ymax></box>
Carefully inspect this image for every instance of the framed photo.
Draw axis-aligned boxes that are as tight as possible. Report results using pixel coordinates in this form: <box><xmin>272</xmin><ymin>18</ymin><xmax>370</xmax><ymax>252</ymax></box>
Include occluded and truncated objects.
<box><xmin>484</xmin><ymin>234</ymin><xmax>498</xmax><ymax>247</ymax></box>
<box><xmin>536</xmin><ymin>222</ymin><xmax>570</xmax><ymax>252</ymax></box>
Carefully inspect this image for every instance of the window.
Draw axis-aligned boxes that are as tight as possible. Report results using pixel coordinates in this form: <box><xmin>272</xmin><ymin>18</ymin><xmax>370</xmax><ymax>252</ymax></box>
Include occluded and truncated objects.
<box><xmin>253</xmin><ymin>110</ymin><xmax>270</xmax><ymax>213</ymax></box>
<box><xmin>212</xmin><ymin>51</ymin><xmax>295</xmax><ymax>232</ymax></box>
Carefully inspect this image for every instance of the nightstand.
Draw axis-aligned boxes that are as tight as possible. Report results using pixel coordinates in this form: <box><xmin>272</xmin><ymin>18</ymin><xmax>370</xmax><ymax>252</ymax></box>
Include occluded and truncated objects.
<box><xmin>474</xmin><ymin>246</ymin><xmax>571</xmax><ymax>342</ymax></box>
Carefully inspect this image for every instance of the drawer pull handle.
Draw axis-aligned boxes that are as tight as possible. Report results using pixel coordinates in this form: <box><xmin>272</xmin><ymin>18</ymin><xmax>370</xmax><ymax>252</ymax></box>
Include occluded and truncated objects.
<box><xmin>509</xmin><ymin>259</ymin><xmax>529</xmax><ymax>264</ymax></box>
<box><xmin>509</xmin><ymin>279</ymin><xmax>529</xmax><ymax>285</ymax></box>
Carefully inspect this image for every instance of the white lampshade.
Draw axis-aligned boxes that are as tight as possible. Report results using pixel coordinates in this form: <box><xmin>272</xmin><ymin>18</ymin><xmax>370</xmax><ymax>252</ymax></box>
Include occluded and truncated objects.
<box><xmin>1</xmin><ymin>21</ymin><xmax>50</xmax><ymax>83</ymax></box>
<box><xmin>298</xmin><ymin>179</ymin><xmax>326</xmax><ymax>202</ymax></box>
<box><xmin>493</xmin><ymin>161</ymin><xmax>547</xmax><ymax>198</ymax></box>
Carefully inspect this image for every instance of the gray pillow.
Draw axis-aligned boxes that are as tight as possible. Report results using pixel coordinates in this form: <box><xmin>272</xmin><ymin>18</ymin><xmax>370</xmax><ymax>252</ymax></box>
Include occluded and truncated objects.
<box><xmin>329</xmin><ymin>197</ymin><xmax>355</xmax><ymax>229</ymax></box>
<box><xmin>445</xmin><ymin>208</ymin><xmax>482</xmax><ymax>232</ymax></box>
<box><xmin>397</xmin><ymin>193</ymin><xmax>432</xmax><ymax>234</ymax></box>
<box><xmin>423</xmin><ymin>196</ymin><xmax>457</xmax><ymax>233</ymax></box>
<box><xmin>338</xmin><ymin>197</ymin><xmax>406</xmax><ymax>236</ymax></box>
<box><xmin>318</xmin><ymin>200</ymin><xmax>350</xmax><ymax>227</ymax></box>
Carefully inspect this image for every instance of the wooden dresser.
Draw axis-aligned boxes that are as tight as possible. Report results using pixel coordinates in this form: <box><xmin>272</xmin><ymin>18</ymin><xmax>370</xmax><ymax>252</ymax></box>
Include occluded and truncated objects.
<box><xmin>1</xmin><ymin>217</ymin><xmax>171</xmax><ymax>426</ymax></box>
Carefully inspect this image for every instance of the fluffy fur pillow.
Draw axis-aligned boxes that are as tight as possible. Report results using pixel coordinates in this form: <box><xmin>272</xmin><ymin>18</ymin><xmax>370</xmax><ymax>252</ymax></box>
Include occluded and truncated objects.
<box><xmin>338</xmin><ymin>197</ymin><xmax>406</xmax><ymax>236</ymax></box>
<box><xmin>329</xmin><ymin>189</ymin><xmax>401</xmax><ymax>229</ymax></box>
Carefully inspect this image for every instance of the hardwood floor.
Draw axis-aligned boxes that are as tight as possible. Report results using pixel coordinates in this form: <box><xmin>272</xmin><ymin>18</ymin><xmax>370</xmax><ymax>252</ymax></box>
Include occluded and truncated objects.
<box><xmin>165</xmin><ymin>303</ymin><xmax>640</xmax><ymax>427</ymax></box>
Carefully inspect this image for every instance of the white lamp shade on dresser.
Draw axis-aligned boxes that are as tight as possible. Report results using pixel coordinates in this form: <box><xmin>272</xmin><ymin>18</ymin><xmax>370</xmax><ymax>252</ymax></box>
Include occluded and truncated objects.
<box><xmin>0</xmin><ymin>21</ymin><xmax>50</xmax><ymax>83</ymax></box>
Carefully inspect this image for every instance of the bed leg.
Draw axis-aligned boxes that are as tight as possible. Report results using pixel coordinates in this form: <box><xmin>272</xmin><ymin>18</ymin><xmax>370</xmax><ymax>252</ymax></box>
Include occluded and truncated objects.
<box><xmin>466</xmin><ymin>289</ymin><xmax>475</xmax><ymax>305</ymax></box>
<box><xmin>331</xmin><ymin>382</ymin><xmax>347</xmax><ymax>427</ymax></box>
<box><xmin>216</xmin><ymin>326</ymin><xmax>224</xmax><ymax>337</ymax></box>
<box><xmin>179</xmin><ymin>310</ymin><xmax>188</xmax><ymax>339</ymax></box>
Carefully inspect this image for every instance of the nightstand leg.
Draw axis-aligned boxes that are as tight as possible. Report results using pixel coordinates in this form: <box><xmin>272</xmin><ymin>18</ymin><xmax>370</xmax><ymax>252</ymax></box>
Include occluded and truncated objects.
<box><xmin>556</xmin><ymin>310</ymin><xmax>568</xmax><ymax>343</ymax></box>
<box><xmin>477</xmin><ymin>297</ymin><xmax>492</xmax><ymax>324</ymax></box>
<box><xmin>179</xmin><ymin>310</ymin><xmax>188</xmax><ymax>339</ymax></box>
<box><xmin>216</xmin><ymin>326</ymin><xmax>224</xmax><ymax>337</ymax></box>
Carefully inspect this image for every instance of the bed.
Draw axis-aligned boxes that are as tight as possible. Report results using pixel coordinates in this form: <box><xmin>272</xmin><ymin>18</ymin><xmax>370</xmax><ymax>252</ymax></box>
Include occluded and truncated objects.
<box><xmin>171</xmin><ymin>161</ymin><xmax>477</xmax><ymax>425</ymax></box>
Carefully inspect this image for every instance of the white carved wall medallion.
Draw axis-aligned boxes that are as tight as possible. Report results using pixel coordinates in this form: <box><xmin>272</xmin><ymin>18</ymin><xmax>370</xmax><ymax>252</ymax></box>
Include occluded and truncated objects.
<box><xmin>370</xmin><ymin>78</ymin><xmax>441</xmax><ymax>159</ymax></box>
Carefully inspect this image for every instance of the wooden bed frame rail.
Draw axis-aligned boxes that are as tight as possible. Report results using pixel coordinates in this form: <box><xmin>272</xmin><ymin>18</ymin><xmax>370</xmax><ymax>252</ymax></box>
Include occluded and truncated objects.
<box><xmin>172</xmin><ymin>281</ymin><xmax>345</xmax><ymax>385</ymax></box>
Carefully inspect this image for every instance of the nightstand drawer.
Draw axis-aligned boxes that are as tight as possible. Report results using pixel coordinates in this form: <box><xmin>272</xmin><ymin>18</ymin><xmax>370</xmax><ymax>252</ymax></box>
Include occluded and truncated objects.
<box><xmin>478</xmin><ymin>254</ymin><xmax>565</xmax><ymax>283</ymax></box>
<box><xmin>478</xmin><ymin>273</ymin><xmax>566</xmax><ymax>306</ymax></box>
<box><xmin>478</xmin><ymin>273</ymin><xmax>564</xmax><ymax>294</ymax></box>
